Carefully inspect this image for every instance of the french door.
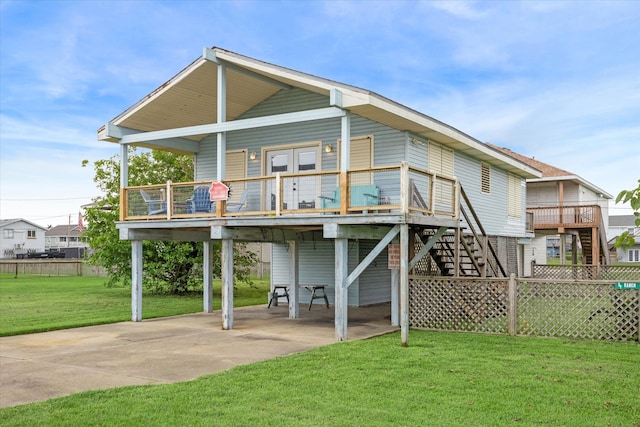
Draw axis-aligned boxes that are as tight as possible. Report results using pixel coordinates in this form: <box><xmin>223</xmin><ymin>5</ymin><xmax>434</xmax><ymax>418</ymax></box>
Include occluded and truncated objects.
<box><xmin>266</xmin><ymin>146</ymin><xmax>319</xmax><ymax>210</ymax></box>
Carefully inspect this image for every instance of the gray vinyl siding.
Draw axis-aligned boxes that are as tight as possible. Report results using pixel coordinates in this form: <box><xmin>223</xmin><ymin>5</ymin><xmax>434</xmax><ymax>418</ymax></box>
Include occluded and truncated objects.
<box><xmin>454</xmin><ymin>151</ymin><xmax>526</xmax><ymax>237</ymax></box>
<box><xmin>271</xmin><ymin>241</ymin><xmax>361</xmax><ymax>306</ymax></box>
<box><xmin>196</xmin><ymin>88</ymin><xmax>411</xmax><ymax>208</ymax></box>
<box><xmin>357</xmin><ymin>241</ymin><xmax>393</xmax><ymax>306</ymax></box>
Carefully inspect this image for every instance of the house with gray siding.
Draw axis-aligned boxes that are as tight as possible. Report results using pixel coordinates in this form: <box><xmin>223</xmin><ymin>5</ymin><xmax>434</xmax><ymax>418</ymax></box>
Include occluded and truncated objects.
<box><xmin>98</xmin><ymin>47</ymin><xmax>541</xmax><ymax>342</ymax></box>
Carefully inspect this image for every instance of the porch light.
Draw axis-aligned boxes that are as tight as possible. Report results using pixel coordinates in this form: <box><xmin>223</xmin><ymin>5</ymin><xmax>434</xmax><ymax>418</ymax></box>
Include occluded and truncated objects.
<box><xmin>325</xmin><ymin>144</ymin><xmax>333</xmax><ymax>153</ymax></box>
<box><xmin>250</xmin><ymin>152</ymin><xmax>257</xmax><ymax>160</ymax></box>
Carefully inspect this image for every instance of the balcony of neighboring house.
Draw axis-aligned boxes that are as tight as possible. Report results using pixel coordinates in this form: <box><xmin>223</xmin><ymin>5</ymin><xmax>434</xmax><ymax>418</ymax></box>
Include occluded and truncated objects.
<box><xmin>527</xmin><ymin>204</ymin><xmax>610</xmax><ymax>265</ymax></box>
<box><xmin>527</xmin><ymin>204</ymin><xmax>602</xmax><ymax>231</ymax></box>
<box><xmin>119</xmin><ymin>163</ymin><xmax>460</xmax><ymax>224</ymax></box>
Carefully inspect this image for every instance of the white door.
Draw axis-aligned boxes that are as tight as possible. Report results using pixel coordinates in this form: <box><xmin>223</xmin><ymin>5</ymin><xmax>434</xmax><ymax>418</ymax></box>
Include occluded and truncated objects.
<box><xmin>266</xmin><ymin>146</ymin><xmax>319</xmax><ymax>210</ymax></box>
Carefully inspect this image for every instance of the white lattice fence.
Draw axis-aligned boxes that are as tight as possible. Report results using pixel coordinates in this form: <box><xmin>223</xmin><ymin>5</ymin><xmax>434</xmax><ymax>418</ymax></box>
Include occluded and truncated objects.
<box><xmin>409</xmin><ymin>276</ymin><xmax>509</xmax><ymax>334</ymax></box>
<box><xmin>409</xmin><ymin>276</ymin><xmax>640</xmax><ymax>342</ymax></box>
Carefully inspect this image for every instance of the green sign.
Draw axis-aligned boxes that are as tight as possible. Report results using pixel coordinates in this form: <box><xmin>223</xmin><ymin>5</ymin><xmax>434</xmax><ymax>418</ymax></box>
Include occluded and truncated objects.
<box><xmin>615</xmin><ymin>282</ymin><xmax>640</xmax><ymax>290</ymax></box>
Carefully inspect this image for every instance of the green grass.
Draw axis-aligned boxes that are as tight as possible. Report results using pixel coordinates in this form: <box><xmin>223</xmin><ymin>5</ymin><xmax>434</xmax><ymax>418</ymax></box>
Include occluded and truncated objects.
<box><xmin>1</xmin><ymin>274</ymin><xmax>638</xmax><ymax>425</ymax></box>
<box><xmin>0</xmin><ymin>331</ymin><xmax>637</xmax><ymax>426</ymax></box>
<box><xmin>0</xmin><ymin>274</ymin><xmax>270</xmax><ymax>336</ymax></box>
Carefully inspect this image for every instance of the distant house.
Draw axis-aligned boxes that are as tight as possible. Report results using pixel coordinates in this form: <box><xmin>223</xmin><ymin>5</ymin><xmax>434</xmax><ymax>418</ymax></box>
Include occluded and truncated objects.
<box><xmin>487</xmin><ymin>144</ymin><xmax>612</xmax><ymax>275</ymax></box>
<box><xmin>0</xmin><ymin>219</ymin><xmax>47</xmax><ymax>259</ymax></box>
<box><xmin>608</xmin><ymin>215</ymin><xmax>640</xmax><ymax>262</ymax></box>
<box><xmin>45</xmin><ymin>224</ymin><xmax>89</xmax><ymax>258</ymax></box>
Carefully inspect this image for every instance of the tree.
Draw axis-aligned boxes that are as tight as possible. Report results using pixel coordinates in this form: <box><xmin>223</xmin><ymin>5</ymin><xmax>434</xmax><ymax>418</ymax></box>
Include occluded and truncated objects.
<box><xmin>82</xmin><ymin>148</ymin><xmax>257</xmax><ymax>294</ymax></box>
<box><xmin>614</xmin><ymin>179</ymin><xmax>640</xmax><ymax>249</ymax></box>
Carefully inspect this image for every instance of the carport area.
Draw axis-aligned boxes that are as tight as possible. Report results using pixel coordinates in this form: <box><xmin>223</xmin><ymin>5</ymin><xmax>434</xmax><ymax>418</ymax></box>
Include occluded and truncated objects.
<box><xmin>0</xmin><ymin>303</ymin><xmax>395</xmax><ymax>408</ymax></box>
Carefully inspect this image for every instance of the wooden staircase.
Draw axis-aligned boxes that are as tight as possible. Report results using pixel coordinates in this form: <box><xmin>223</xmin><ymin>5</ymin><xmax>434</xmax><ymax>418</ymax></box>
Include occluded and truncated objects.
<box><xmin>414</xmin><ymin>186</ymin><xmax>508</xmax><ymax>277</ymax></box>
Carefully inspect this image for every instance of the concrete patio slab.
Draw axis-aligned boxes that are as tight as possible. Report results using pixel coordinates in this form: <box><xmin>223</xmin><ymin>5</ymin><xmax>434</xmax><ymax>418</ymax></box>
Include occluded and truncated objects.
<box><xmin>0</xmin><ymin>303</ymin><xmax>396</xmax><ymax>408</ymax></box>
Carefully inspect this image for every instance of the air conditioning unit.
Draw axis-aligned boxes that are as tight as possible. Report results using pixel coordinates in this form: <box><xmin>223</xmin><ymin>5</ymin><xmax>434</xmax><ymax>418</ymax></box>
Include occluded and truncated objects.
<box><xmin>14</xmin><ymin>243</ymin><xmax>24</xmax><ymax>249</ymax></box>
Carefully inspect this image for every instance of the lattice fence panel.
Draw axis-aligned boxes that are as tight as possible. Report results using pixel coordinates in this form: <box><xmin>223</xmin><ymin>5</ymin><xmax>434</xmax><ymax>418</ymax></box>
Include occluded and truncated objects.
<box><xmin>532</xmin><ymin>264</ymin><xmax>640</xmax><ymax>280</ymax></box>
<box><xmin>409</xmin><ymin>277</ymin><xmax>509</xmax><ymax>334</ymax></box>
<box><xmin>517</xmin><ymin>280</ymin><xmax>639</xmax><ymax>341</ymax></box>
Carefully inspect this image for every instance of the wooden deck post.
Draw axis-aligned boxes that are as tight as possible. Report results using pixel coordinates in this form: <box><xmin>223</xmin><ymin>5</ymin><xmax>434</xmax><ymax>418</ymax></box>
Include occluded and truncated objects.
<box><xmin>131</xmin><ymin>240</ymin><xmax>142</xmax><ymax>322</ymax></box>
<box><xmin>335</xmin><ymin>237</ymin><xmax>348</xmax><ymax>341</ymax></box>
<box><xmin>221</xmin><ymin>238</ymin><xmax>234</xmax><ymax>329</ymax></box>
<box><xmin>400</xmin><ymin>223</ymin><xmax>409</xmax><ymax>346</ymax></box>
<box><xmin>203</xmin><ymin>240</ymin><xmax>213</xmax><ymax>313</ymax></box>
<box><xmin>288</xmin><ymin>240</ymin><xmax>300</xmax><ymax>319</ymax></box>
<box><xmin>391</xmin><ymin>267</ymin><xmax>399</xmax><ymax>326</ymax></box>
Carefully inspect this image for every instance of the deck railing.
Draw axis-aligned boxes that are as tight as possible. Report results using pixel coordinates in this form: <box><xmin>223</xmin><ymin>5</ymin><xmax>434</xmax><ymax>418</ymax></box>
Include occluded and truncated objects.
<box><xmin>526</xmin><ymin>204</ymin><xmax>601</xmax><ymax>229</ymax></box>
<box><xmin>120</xmin><ymin>163</ymin><xmax>459</xmax><ymax>221</ymax></box>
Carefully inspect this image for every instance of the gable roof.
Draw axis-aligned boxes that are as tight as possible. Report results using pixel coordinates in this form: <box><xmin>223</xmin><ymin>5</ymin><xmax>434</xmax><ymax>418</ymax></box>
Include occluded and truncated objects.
<box><xmin>0</xmin><ymin>218</ymin><xmax>48</xmax><ymax>230</ymax></box>
<box><xmin>487</xmin><ymin>143</ymin><xmax>613</xmax><ymax>199</ymax></box>
<box><xmin>99</xmin><ymin>47</ymin><xmax>541</xmax><ymax>180</ymax></box>
<box><xmin>45</xmin><ymin>224</ymin><xmax>82</xmax><ymax>237</ymax></box>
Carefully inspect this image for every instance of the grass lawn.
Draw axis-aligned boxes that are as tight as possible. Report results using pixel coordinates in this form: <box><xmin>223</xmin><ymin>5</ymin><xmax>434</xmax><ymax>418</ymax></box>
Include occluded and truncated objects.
<box><xmin>0</xmin><ymin>274</ymin><xmax>270</xmax><ymax>336</ymax></box>
<box><xmin>0</xmin><ymin>331</ymin><xmax>637</xmax><ymax>426</ymax></box>
<box><xmin>1</xmin><ymin>274</ymin><xmax>638</xmax><ymax>426</ymax></box>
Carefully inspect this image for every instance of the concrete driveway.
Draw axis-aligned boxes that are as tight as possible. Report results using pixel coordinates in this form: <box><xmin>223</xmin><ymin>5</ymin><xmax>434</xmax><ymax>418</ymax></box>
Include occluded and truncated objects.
<box><xmin>0</xmin><ymin>303</ymin><xmax>396</xmax><ymax>408</ymax></box>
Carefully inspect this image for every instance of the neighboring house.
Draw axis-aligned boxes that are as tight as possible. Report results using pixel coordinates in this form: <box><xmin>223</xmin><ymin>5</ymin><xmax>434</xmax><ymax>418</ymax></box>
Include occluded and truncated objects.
<box><xmin>98</xmin><ymin>47</ymin><xmax>541</xmax><ymax>340</ymax></box>
<box><xmin>488</xmin><ymin>144</ymin><xmax>612</xmax><ymax>275</ymax></box>
<box><xmin>608</xmin><ymin>215</ymin><xmax>640</xmax><ymax>262</ymax></box>
<box><xmin>45</xmin><ymin>224</ymin><xmax>89</xmax><ymax>258</ymax></box>
<box><xmin>0</xmin><ymin>218</ymin><xmax>47</xmax><ymax>259</ymax></box>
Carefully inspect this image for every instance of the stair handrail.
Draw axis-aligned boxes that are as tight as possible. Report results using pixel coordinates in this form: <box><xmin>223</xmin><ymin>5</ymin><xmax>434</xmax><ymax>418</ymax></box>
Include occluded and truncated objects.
<box><xmin>459</xmin><ymin>185</ymin><xmax>507</xmax><ymax>277</ymax></box>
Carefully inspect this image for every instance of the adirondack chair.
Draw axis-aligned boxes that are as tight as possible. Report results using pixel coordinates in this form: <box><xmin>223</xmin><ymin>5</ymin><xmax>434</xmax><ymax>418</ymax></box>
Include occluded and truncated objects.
<box><xmin>187</xmin><ymin>186</ymin><xmax>215</xmax><ymax>213</ymax></box>
<box><xmin>139</xmin><ymin>189</ymin><xmax>167</xmax><ymax>215</ymax></box>
<box><xmin>320</xmin><ymin>185</ymin><xmax>380</xmax><ymax>213</ymax></box>
<box><xmin>227</xmin><ymin>189</ymin><xmax>249</xmax><ymax>212</ymax></box>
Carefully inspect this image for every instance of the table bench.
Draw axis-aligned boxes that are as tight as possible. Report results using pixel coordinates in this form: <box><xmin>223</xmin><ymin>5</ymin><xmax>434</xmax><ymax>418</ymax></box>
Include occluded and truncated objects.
<box><xmin>267</xmin><ymin>285</ymin><xmax>289</xmax><ymax>308</ymax></box>
<box><xmin>302</xmin><ymin>285</ymin><xmax>330</xmax><ymax>310</ymax></box>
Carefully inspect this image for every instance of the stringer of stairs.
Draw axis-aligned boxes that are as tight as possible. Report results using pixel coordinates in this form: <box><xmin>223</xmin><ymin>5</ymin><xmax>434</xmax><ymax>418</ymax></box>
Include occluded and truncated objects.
<box><xmin>414</xmin><ymin>185</ymin><xmax>507</xmax><ymax>278</ymax></box>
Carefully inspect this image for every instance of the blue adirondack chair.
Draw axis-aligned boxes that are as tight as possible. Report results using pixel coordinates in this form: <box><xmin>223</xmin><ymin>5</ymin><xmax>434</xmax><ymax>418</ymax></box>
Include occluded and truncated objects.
<box><xmin>187</xmin><ymin>186</ymin><xmax>215</xmax><ymax>213</ymax></box>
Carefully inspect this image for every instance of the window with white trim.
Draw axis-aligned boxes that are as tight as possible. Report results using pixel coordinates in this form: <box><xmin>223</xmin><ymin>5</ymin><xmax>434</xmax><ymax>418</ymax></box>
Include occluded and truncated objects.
<box><xmin>629</xmin><ymin>249</ymin><xmax>639</xmax><ymax>262</ymax></box>
<box><xmin>3</xmin><ymin>229</ymin><xmax>14</xmax><ymax>239</ymax></box>
<box><xmin>27</xmin><ymin>229</ymin><xmax>36</xmax><ymax>239</ymax></box>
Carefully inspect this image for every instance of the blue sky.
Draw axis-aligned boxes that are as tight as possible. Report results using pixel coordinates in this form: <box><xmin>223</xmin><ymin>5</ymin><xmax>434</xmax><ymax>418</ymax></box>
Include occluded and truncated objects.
<box><xmin>1</xmin><ymin>0</ymin><xmax>638</xmax><ymax>226</ymax></box>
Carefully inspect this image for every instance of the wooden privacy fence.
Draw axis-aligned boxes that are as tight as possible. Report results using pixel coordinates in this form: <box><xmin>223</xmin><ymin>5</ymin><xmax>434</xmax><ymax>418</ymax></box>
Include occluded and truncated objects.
<box><xmin>409</xmin><ymin>275</ymin><xmax>640</xmax><ymax>342</ymax></box>
<box><xmin>0</xmin><ymin>260</ymin><xmax>107</xmax><ymax>277</ymax></box>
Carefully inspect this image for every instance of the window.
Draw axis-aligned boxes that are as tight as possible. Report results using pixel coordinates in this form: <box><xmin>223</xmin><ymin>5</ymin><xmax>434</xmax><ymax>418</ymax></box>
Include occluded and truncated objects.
<box><xmin>27</xmin><ymin>229</ymin><xmax>36</xmax><ymax>239</ymax></box>
<box><xmin>481</xmin><ymin>162</ymin><xmax>491</xmax><ymax>194</ymax></box>
<box><xmin>3</xmin><ymin>229</ymin><xmax>14</xmax><ymax>239</ymax></box>
<box><xmin>508</xmin><ymin>174</ymin><xmax>522</xmax><ymax>218</ymax></box>
<box><xmin>629</xmin><ymin>249</ymin><xmax>639</xmax><ymax>262</ymax></box>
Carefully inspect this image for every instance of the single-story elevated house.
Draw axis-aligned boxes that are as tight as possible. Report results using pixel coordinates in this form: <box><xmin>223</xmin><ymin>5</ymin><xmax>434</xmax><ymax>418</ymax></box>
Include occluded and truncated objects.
<box><xmin>98</xmin><ymin>47</ymin><xmax>541</xmax><ymax>343</ymax></box>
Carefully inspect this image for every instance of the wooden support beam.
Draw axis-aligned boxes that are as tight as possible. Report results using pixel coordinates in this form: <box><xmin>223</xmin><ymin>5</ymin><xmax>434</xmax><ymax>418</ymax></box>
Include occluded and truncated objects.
<box><xmin>346</xmin><ymin>225</ymin><xmax>400</xmax><ymax>288</ymax></box>
<box><xmin>408</xmin><ymin>226</ymin><xmax>448</xmax><ymax>271</ymax></box>
<box><xmin>119</xmin><ymin>107</ymin><xmax>346</xmax><ymax>144</ymax></box>
<box><xmin>335</xmin><ymin>238</ymin><xmax>348</xmax><ymax>341</ymax></box>
<box><xmin>221</xmin><ymin>239</ymin><xmax>234</xmax><ymax>329</ymax></box>
<box><xmin>203</xmin><ymin>240</ymin><xmax>213</xmax><ymax>313</ymax></box>
<box><xmin>288</xmin><ymin>241</ymin><xmax>300</xmax><ymax>319</ymax></box>
<box><xmin>323</xmin><ymin>223</ymin><xmax>395</xmax><ymax>240</ymax></box>
<box><xmin>400</xmin><ymin>224</ymin><xmax>409</xmax><ymax>346</ymax></box>
<box><xmin>211</xmin><ymin>226</ymin><xmax>317</xmax><ymax>242</ymax></box>
<box><xmin>131</xmin><ymin>240</ymin><xmax>143</xmax><ymax>322</ymax></box>
<box><xmin>391</xmin><ymin>257</ymin><xmax>399</xmax><ymax>326</ymax></box>
<box><xmin>120</xmin><ymin>228</ymin><xmax>210</xmax><ymax>242</ymax></box>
